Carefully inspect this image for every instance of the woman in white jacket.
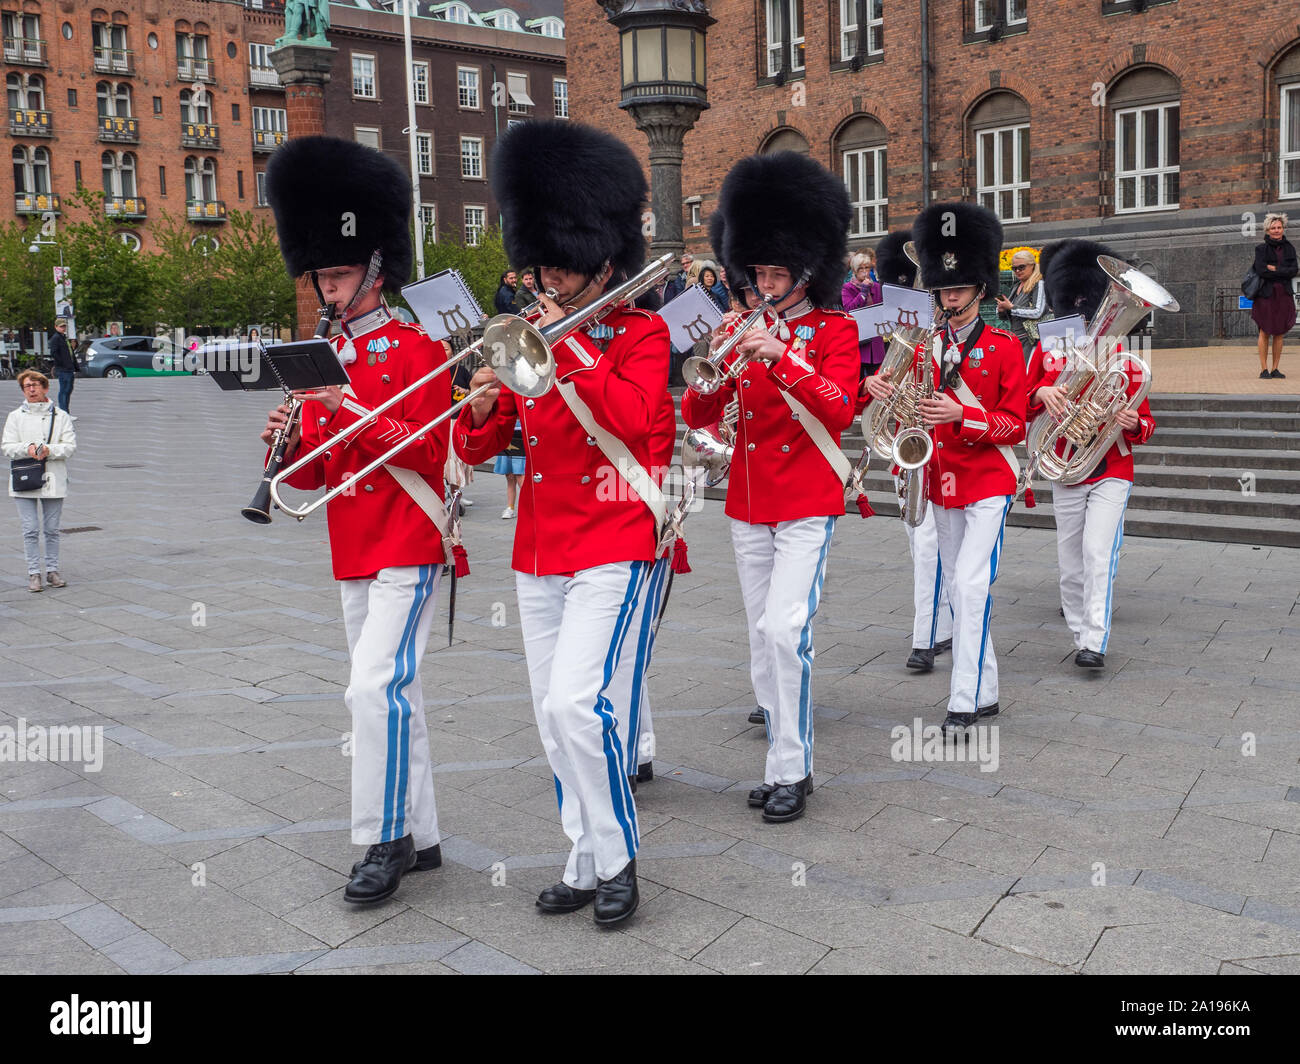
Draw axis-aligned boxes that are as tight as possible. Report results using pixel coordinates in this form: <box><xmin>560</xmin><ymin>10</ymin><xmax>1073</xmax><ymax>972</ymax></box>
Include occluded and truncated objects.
<box><xmin>3</xmin><ymin>370</ymin><xmax>76</xmax><ymax>592</ymax></box>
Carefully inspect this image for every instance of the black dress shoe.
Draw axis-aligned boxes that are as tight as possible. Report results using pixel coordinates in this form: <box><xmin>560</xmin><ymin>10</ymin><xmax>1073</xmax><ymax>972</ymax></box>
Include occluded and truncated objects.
<box><xmin>1075</xmin><ymin>649</ymin><xmax>1105</xmax><ymax>668</ymax></box>
<box><xmin>350</xmin><ymin>842</ymin><xmax>441</xmax><ymax>877</ymax></box>
<box><xmin>747</xmin><ymin>782</ymin><xmax>776</xmax><ymax>808</ymax></box>
<box><xmin>635</xmin><ymin>762</ymin><xmax>653</xmax><ymax>784</ymax></box>
<box><xmin>344</xmin><ymin>836</ymin><xmax>416</xmax><ymax>904</ymax></box>
<box><xmin>1261</xmin><ymin>370</ymin><xmax>1272</xmax><ymax>379</ymax></box>
<box><xmin>593</xmin><ymin>860</ymin><xmax>638</xmax><ymax>926</ymax></box>
<box><xmin>906</xmin><ymin>647</ymin><xmax>935</xmax><ymax>672</ymax></box>
<box><xmin>536</xmin><ymin>882</ymin><xmax>597</xmax><ymax>914</ymax></box>
<box><xmin>1271</xmin><ymin>369</ymin><xmax>1285</xmax><ymax>379</ymax></box>
<box><xmin>748</xmin><ymin>707</ymin><xmax>766</xmax><ymax>725</ymax></box>
<box><xmin>941</xmin><ymin>711</ymin><xmax>977</xmax><ymax>734</ymax></box>
<box><xmin>762</xmin><ymin>776</ymin><xmax>811</xmax><ymax>823</ymax></box>
<box><xmin>628</xmin><ymin>774</ymin><xmax>637</xmax><ymax>795</ymax></box>
<box><xmin>975</xmin><ymin>702</ymin><xmax>999</xmax><ymax>719</ymax></box>
<box><xmin>934</xmin><ymin>638</ymin><xmax>952</xmax><ymax>655</ymax></box>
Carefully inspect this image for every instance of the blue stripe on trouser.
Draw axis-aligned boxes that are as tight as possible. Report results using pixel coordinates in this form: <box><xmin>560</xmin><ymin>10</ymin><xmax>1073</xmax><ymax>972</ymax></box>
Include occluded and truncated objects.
<box><xmin>382</xmin><ymin>564</ymin><xmax>434</xmax><ymax>842</ymax></box>
<box><xmin>796</xmin><ymin>517</ymin><xmax>836</xmax><ymax>778</ymax></box>
<box><xmin>1099</xmin><ymin>484</ymin><xmax>1131</xmax><ymax>653</ymax></box>
<box><xmin>973</xmin><ymin>498</ymin><xmax>1012</xmax><ymax>710</ymax></box>
<box><xmin>592</xmin><ymin>561</ymin><xmax>646</xmax><ymax>858</ymax></box>
<box><xmin>626</xmin><ymin>557</ymin><xmax>668</xmax><ymax>767</ymax></box>
<box><xmin>928</xmin><ymin>552</ymin><xmax>944</xmax><ymax>647</ymax></box>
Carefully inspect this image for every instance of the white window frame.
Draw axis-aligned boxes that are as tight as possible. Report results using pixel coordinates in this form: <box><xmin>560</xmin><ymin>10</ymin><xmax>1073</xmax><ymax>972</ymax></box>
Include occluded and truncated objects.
<box><xmin>13</xmin><ymin>145</ymin><xmax>51</xmax><ymax>195</ymax></box>
<box><xmin>418</xmin><ymin>203</ymin><xmax>437</xmax><ymax>244</ymax></box>
<box><xmin>415</xmin><ymin>132</ymin><xmax>434</xmax><ymax>176</ymax></box>
<box><xmin>975</xmin><ymin>0</ymin><xmax>1027</xmax><ymax>30</ymax></box>
<box><xmin>975</xmin><ymin>122</ymin><xmax>1030</xmax><ymax>223</ymax></box>
<box><xmin>354</xmin><ymin>126</ymin><xmax>381</xmax><ymax>149</ymax></box>
<box><xmin>464</xmin><ymin>205</ymin><xmax>486</xmax><ymax>246</ymax></box>
<box><xmin>842</xmin><ymin>145</ymin><xmax>887</xmax><ymax>238</ymax></box>
<box><xmin>507</xmin><ymin>72</ymin><xmax>534</xmax><ymax>114</ymax></box>
<box><xmin>443</xmin><ymin>3</ymin><xmax>473</xmax><ymax>24</ymax></box>
<box><xmin>1280</xmin><ymin>84</ymin><xmax>1300</xmax><ymax>200</ymax></box>
<box><xmin>460</xmin><ymin>136</ymin><xmax>483</xmax><ymax>179</ymax></box>
<box><xmin>839</xmin><ymin>0</ymin><xmax>883</xmax><ymax>62</ymax></box>
<box><xmin>765</xmin><ymin>0</ymin><xmax>805</xmax><ymax>77</ymax></box>
<box><xmin>101</xmin><ymin>149</ymin><xmax>137</xmax><ymax>198</ymax></box>
<box><xmin>352</xmin><ymin>53</ymin><xmax>377</xmax><ymax>99</ymax></box>
<box><xmin>1114</xmin><ymin>101</ymin><xmax>1180</xmax><ymax>214</ymax></box>
<box><xmin>249</xmin><ymin>42</ymin><xmax>273</xmax><ymax>69</ymax></box>
<box><xmin>255</xmin><ymin>170</ymin><xmax>268</xmax><ymax>207</ymax></box>
<box><xmin>252</xmin><ymin>106</ymin><xmax>287</xmax><ymax>133</ymax></box>
<box><xmin>185</xmin><ymin>155</ymin><xmax>217</xmax><ymax>202</ymax></box>
<box><xmin>412</xmin><ymin>60</ymin><xmax>429</xmax><ymax>105</ymax></box>
<box><xmin>457</xmin><ymin>66</ymin><xmax>480</xmax><ymax>110</ymax></box>
<box><xmin>553</xmin><ymin>77</ymin><xmax>568</xmax><ymax>119</ymax></box>
<box><xmin>689</xmin><ymin>201</ymin><xmax>702</xmax><ymax>227</ymax></box>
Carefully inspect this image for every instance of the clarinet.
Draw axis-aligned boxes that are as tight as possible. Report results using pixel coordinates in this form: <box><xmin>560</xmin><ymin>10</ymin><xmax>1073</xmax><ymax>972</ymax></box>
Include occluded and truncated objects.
<box><xmin>241</xmin><ymin>307</ymin><xmax>334</xmax><ymax>524</ymax></box>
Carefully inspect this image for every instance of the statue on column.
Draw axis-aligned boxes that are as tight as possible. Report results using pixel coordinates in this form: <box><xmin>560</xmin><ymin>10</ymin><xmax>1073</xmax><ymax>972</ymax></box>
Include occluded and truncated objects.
<box><xmin>277</xmin><ymin>0</ymin><xmax>332</xmax><ymax>48</ymax></box>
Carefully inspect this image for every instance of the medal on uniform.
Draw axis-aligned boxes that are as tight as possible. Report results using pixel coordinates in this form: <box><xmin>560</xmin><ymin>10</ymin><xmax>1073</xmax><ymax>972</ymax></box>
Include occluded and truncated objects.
<box><xmin>968</xmin><ymin>348</ymin><xmax>983</xmax><ymax>367</ymax></box>
<box><xmin>367</xmin><ymin>353</ymin><xmax>377</xmax><ymax>366</ymax></box>
<box><xmin>794</xmin><ymin>324</ymin><xmax>816</xmax><ymax>342</ymax></box>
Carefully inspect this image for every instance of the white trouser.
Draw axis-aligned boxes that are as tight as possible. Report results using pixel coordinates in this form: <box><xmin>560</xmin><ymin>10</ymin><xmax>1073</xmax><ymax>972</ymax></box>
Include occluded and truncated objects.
<box><xmin>898</xmin><ymin>477</ymin><xmax>953</xmax><ymax>649</ymax></box>
<box><xmin>607</xmin><ymin>554</ymin><xmax>671</xmax><ymax>768</ymax></box>
<box><xmin>340</xmin><ymin>565</ymin><xmax>442</xmax><ymax>848</ymax></box>
<box><xmin>517</xmin><ymin>562</ymin><xmax>646</xmax><ymax>888</ymax></box>
<box><xmin>931</xmin><ymin>496</ymin><xmax>1011</xmax><ymax>717</ymax></box>
<box><xmin>1052</xmin><ymin>477</ymin><xmax>1132</xmax><ymax>653</ymax></box>
<box><xmin>731</xmin><ymin>516</ymin><xmax>836</xmax><ymax>785</ymax></box>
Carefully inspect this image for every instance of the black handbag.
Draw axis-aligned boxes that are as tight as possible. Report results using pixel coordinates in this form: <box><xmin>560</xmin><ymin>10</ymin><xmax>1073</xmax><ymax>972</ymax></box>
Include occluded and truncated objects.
<box><xmin>10</xmin><ymin>409</ymin><xmax>55</xmax><ymax>493</ymax></box>
<box><xmin>1242</xmin><ymin>268</ymin><xmax>1265</xmax><ymax>301</ymax></box>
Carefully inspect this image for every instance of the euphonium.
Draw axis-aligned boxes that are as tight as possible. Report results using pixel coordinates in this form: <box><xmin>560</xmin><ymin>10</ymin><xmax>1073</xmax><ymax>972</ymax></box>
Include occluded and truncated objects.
<box><xmin>681</xmin><ymin>398</ymin><xmax>737</xmax><ymax>487</ymax></box>
<box><xmin>1018</xmin><ymin>256</ymin><xmax>1178</xmax><ymax>499</ymax></box>
<box><xmin>892</xmin><ymin>353</ymin><xmax>934</xmax><ymax>528</ymax></box>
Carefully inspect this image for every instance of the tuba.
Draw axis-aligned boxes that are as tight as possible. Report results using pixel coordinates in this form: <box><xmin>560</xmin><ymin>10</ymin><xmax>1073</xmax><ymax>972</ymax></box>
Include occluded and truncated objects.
<box><xmin>1018</xmin><ymin>256</ymin><xmax>1179</xmax><ymax>499</ymax></box>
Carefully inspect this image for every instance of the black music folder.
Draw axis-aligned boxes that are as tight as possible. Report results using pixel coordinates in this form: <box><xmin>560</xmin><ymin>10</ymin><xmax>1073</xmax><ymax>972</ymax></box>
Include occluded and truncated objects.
<box><xmin>207</xmin><ymin>339</ymin><xmax>350</xmax><ymax>392</ymax></box>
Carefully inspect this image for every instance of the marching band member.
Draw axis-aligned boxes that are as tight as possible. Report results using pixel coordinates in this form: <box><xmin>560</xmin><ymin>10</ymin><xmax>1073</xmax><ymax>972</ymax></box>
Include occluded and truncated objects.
<box><xmin>454</xmin><ymin>121</ymin><xmax>669</xmax><ymax>926</ymax></box>
<box><xmin>865</xmin><ymin>204</ymin><xmax>1026</xmax><ymax>732</ymax></box>
<box><xmin>1028</xmin><ymin>240</ymin><xmax>1156</xmax><ymax>669</ymax></box>
<box><xmin>682</xmin><ymin>152</ymin><xmax>859</xmax><ymax>823</ymax></box>
<box><xmin>262</xmin><ymin>136</ymin><xmax>457</xmax><ymax>904</ymax></box>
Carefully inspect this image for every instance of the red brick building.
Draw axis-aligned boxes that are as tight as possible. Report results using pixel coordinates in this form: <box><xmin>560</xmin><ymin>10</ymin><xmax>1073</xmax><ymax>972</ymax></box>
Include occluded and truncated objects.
<box><xmin>567</xmin><ymin>0</ymin><xmax>1300</xmax><ymax>344</ymax></box>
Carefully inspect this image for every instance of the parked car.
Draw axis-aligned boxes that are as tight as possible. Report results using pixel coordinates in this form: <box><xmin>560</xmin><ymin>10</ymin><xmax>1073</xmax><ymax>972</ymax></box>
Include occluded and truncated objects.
<box><xmin>77</xmin><ymin>336</ymin><xmax>191</xmax><ymax>378</ymax></box>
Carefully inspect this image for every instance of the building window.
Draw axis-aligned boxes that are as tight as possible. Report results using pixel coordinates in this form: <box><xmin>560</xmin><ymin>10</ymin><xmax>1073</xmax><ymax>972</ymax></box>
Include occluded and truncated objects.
<box><xmin>840</xmin><ymin>0</ymin><xmax>883</xmax><ymax>62</ymax></box>
<box><xmin>184</xmin><ymin>155</ymin><xmax>217</xmax><ymax>202</ymax></box>
<box><xmin>354</xmin><ymin>126</ymin><xmax>380</xmax><ymax>149</ymax></box>
<box><xmin>1281</xmin><ymin>84</ymin><xmax>1300</xmax><ymax>199</ymax></box>
<box><xmin>464</xmin><ymin>205</ymin><xmax>486</xmax><ymax>246</ymax></box>
<box><xmin>976</xmin><ymin>124</ymin><xmax>1030</xmax><ymax>222</ymax></box>
<box><xmin>975</xmin><ymin>0</ymin><xmax>1027</xmax><ymax>30</ymax></box>
<box><xmin>352</xmin><ymin>53</ymin><xmax>377</xmax><ymax>99</ymax></box>
<box><xmin>418</xmin><ymin>203</ymin><xmax>436</xmax><ymax>243</ymax></box>
<box><xmin>74</xmin><ymin>159</ymin><xmax>81</xmax><ymax>185</ymax></box>
<box><xmin>844</xmin><ymin>146</ymin><xmax>887</xmax><ymax>238</ymax></box>
<box><xmin>507</xmin><ymin>72</ymin><xmax>534</xmax><ymax>114</ymax></box>
<box><xmin>2</xmin><ymin>13</ymin><xmax>44</xmax><ymax>64</ymax></box>
<box><xmin>411</xmin><ymin>60</ymin><xmax>430</xmax><ymax>105</ymax></box>
<box><xmin>176</xmin><ymin>32</ymin><xmax>211</xmax><ymax>80</ymax></box>
<box><xmin>253</xmin><ymin>106</ymin><xmax>287</xmax><ymax>134</ymax></box>
<box><xmin>457</xmin><ymin>66</ymin><xmax>480</xmax><ymax>109</ymax></box>
<box><xmin>255</xmin><ymin>170</ymin><xmax>267</xmax><ymax>206</ymax></box>
<box><xmin>553</xmin><ymin>77</ymin><xmax>568</xmax><ymax>119</ymax></box>
<box><xmin>532</xmin><ymin>17</ymin><xmax>564</xmax><ymax>38</ymax></box>
<box><xmin>460</xmin><ymin>136</ymin><xmax>483</xmax><ymax>178</ymax></box>
<box><xmin>1115</xmin><ymin>102</ymin><xmax>1179</xmax><ymax>212</ymax></box>
<box><xmin>764</xmin><ymin>0</ymin><xmax>805</xmax><ymax>78</ymax></box>
<box><xmin>180</xmin><ymin>88</ymin><xmax>211</xmax><ymax>124</ymax></box>
<box><xmin>68</xmin><ymin>88</ymin><xmax>77</xmax><ymax>108</ymax></box>
<box><xmin>153</xmin><ymin>95</ymin><xmax>163</xmax><ymax>114</ymax></box>
<box><xmin>97</xmin><ymin>81</ymin><xmax>132</xmax><ymax>118</ymax></box>
<box><xmin>236</xmin><ymin>169</ymin><xmax>244</xmax><ymax>199</ymax></box>
<box><xmin>101</xmin><ymin>150</ymin><xmax>137</xmax><ymax>198</ymax></box>
<box><xmin>159</xmin><ymin>164</ymin><xmax>166</xmax><ymax>196</ymax></box>
<box><xmin>689</xmin><ymin>201</ymin><xmax>702</xmax><ymax>227</ymax></box>
<box><xmin>13</xmin><ymin>146</ymin><xmax>52</xmax><ymax>195</ymax></box>
<box><xmin>416</xmin><ymin>132</ymin><xmax>433</xmax><ymax>176</ymax></box>
<box><xmin>439</xmin><ymin>3</ymin><xmax>474</xmax><ymax>24</ymax></box>
<box><xmin>92</xmin><ymin>20</ymin><xmax>130</xmax><ymax>73</ymax></box>
<box><xmin>8</xmin><ymin>72</ymin><xmax>46</xmax><ymax>110</ymax></box>
<box><xmin>231</xmin><ymin>102</ymin><xmax>240</xmax><ymax>122</ymax></box>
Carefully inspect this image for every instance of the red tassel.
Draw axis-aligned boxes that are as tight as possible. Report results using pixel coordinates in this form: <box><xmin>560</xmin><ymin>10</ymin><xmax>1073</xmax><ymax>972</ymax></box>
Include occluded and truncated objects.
<box><xmin>671</xmin><ymin>537</ymin><xmax>692</xmax><ymax>574</ymax></box>
<box><xmin>452</xmin><ymin>543</ymin><xmax>470</xmax><ymax>578</ymax></box>
<box><xmin>1024</xmin><ymin>487</ymin><xmax>1037</xmax><ymax>509</ymax></box>
<box><xmin>855</xmin><ymin>493</ymin><xmax>875</xmax><ymax>519</ymax></box>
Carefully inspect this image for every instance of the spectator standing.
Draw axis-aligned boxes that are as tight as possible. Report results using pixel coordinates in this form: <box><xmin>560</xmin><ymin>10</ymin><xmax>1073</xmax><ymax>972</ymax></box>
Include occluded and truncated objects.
<box><xmin>512</xmin><ymin>269</ymin><xmax>542</xmax><ymax>313</ymax></box>
<box><xmin>1250</xmin><ymin>213</ymin><xmax>1298</xmax><ymax>379</ymax></box>
<box><xmin>494</xmin><ymin>270</ymin><xmax>518</xmax><ymax>315</ymax></box>
<box><xmin>699</xmin><ymin>263</ymin><xmax>729</xmax><ymax>313</ymax></box>
<box><xmin>841</xmin><ymin>251</ymin><xmax>884</xmax><ymax>379</ymax></box>
<box><xmin>48</xmin><ymin>319</ymin><xmax>76</xmax><ymax>418</ymax></box>
<box><xmin>3</xmin><ymin>370</ymin><xmax>76</xmax><ymax>592</ymax></box>
<box><xmin>662</xmin><ymin>252</ymin><xmax>694</xmax><ymax>303</ymax></box>
<box><xmin>495</xmin><ymin>417</ymin><xmax>525</xmax><ymax>519</ymax></box>
<box><xmin>995</xmin><ymin>249</ymin><xmax>1048</xmax><ymax>362</ymax></box>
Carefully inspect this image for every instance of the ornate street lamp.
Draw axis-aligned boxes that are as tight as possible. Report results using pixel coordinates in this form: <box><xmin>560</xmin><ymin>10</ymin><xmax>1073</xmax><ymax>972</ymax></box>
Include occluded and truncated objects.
<box><xmin>601</xmin><ymin>1</ymin><xmax>714</xmax><ymax>260</ymax></box>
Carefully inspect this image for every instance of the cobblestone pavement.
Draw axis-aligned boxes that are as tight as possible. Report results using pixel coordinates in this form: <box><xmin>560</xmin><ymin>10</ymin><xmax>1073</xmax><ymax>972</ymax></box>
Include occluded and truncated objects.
<box><xmin>0</xmin><ymin>376</ymin><xmax>1298</xmax><ymax>975</ymax></box>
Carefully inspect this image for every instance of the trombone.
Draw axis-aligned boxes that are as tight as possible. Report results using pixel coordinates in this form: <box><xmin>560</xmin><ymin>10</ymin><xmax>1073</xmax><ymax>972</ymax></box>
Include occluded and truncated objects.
<box><xmin>269</xmin><ymin>253</ymin><xmax>674</xmax><ymax>521</ymax></box>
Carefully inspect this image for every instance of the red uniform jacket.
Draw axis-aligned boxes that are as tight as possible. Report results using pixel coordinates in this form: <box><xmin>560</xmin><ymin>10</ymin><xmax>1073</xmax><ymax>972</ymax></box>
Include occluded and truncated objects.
<box><xmin>681</xmin><ymin>305</ymin><xmax>859</xmax><ymax>524</ymax></box>
<box><xmin>280</xmin><ymin>315</ymin><xmax>451</xmax><ymax>581</ymax></box>
<box><xmin>1025</xmin><ymin>343</ymin><xmax>1155</xmax><ymax>484</ymax></box>
<box><xmin>454</xmin><ymin>304</ymin><xmax>669</xmax><ymax>576</ymax></box>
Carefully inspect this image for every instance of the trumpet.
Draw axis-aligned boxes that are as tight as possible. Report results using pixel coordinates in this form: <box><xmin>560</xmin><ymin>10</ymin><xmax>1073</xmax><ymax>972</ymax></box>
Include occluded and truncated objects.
<box><xmin>269</xmin><ymin>254</ymin><xmax>673</xmax><ymax>521</ymax></box>
<box><xmin>682</xmin><ymin>297</ymin><xmax>777</xmax><ymax>395</ymax></box>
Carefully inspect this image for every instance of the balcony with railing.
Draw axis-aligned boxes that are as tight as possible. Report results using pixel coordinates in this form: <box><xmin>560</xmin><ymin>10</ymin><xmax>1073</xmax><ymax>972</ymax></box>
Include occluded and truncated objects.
<box><xmin>15</xmin><ymin>192</ymin><xmax>60</xmax><ymax>215</ymax></box>
<box><xmin>249</xmin><ymin>65</ymin><xmax>279</xmax><ymax>88</ymax></box>
<box><xmin>2</xmin><ymin>36</ymin><xmax>47</xmax><ymax>66</ymax></box>
<box><xmin>186</xmin><ymin>199</ymin><xmax>227</xmax><ymax>223</ymax></box>
<box><xmin>105</xmin><ymin>196</ymin><xmax>146</xmax><ymax>220</ymax></box>
<box><xmin>98</xmin><ymin>115</ymin><xmax>139</xmax><ymax>142</ymax></box>
<box><xmin>92</xmin><ymin>46</ymin><xmax>135</xmax><ymax>75</ymax></box>
<box><xmin>181</xmin><ymin>121</ymin><xmax>220</xmax><ymax>149</ymax></box>
<box><xmin>10</xmin><ymin>109</ymin><xmax>51</xmax><ymax>136</ymax></box>
<box><xmin>252</xmin><ymin>128</ymin><xmax>286</xmax><ymax>153</ymax></box>
<box><xmin>176</xmin><ymin>56</ymin><xmax>214</xmax><ymax>81</ymax></box>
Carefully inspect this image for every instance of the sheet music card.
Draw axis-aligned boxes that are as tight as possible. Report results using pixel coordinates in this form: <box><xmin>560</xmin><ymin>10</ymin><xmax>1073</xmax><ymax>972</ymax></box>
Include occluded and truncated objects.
<box><xmin>658</xmin><ymin>286</ymin><xmax>724</xmax><ymax>352</ymax></box>
<box><xmin>849</xmin><ymin>284</ymin><xmax>933</xmax><ymax>342</ymax></box>
<box><xmin>402</xmin><ymin>270</ymin><xmax>487</xmax><ymax>342</ymax></box>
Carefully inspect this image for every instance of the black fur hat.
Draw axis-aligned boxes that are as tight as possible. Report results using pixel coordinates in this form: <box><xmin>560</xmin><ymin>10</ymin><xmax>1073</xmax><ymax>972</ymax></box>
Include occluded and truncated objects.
<box><xmin>492</xmin><ymin>119</ymin><xmax>647</xmax><ymax>282</ymax></box>
<box><xmin>712</xmin><ymin>152</ymin><xmax>851</xmax><ymax>308</ymax></box>
<box><xmin>265</xmin><ymin>136</ymin><xmax>413</xmax><ymax>294</ymax></box>
<box><xmin>913</xmin><ymin>202</ymin><xmax>1002</xmax><ymax>295</ymax></box>
<box><xmin>874</xmin><ymin>230</ymin><xmax>916</xmax><ymax>288</ymax></box>
<box><xmin>1042</xmin><ymin>239</ymin><xmax>1122</xmax><ymax>321</ymax></box>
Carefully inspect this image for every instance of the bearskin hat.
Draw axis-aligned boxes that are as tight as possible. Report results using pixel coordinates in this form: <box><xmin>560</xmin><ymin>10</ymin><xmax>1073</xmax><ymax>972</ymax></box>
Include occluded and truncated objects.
<box><xmin>874</xmin><ymin>230</ymin><xmax>916</xmax><ymax>288</ymax></box>
<box><xmin>265</xmin><ymin>136</ymin><xmax>413</xmax><ymax>294</ymax></box>
<box><xmin>1042</xmin><ymin>239</ymin><xmax>1123</xmax><ymax>321</ymax></box>
<box><xmin>913</xmin><ymin>202</ymin><xmax>1002</xmax><ymax>295</ymax></box>
<box><xmin>711</xmin><ymin>152</ymin><xmax>852</xmax><ymax>308</ymax></box>
<box><xmin>492</xmin><ymin>119</ymin><xmax>647</xmax><ymax>282</ymax></box>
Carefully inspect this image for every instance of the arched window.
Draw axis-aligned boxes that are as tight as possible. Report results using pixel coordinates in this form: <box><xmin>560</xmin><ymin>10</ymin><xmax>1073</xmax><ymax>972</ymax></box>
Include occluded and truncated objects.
<box><xmin>835</xmin><ymin>116</ymin><xmax>888</xmax><ymax>238</ymax></box>
<box><xmin>759</xmin><ymin>127</ymin><xmax>811</xmax><ymax>155</ymax></box>
<box><xmin>101</xmin><ymin>150</ymin><xmax>136</xmax><ymax>198</ymax></box>
<box><xmin>1276</xmin><ymin>45</ymin><xmax>1300</xmax><ymax>199</ymax></box>
<box><xmin>117</xmin><ymin>231</ymin><xmax>141</xmax><ymax>252</ymax></box>
<box><xmin>180</xmin><ymin>88</ymin><xmax>210</xmax><ymax>124</ymax></box>
<box><xmin>97</xmin><ymin>81</ymin><xmax>131</xmax><ymax>117</ymax></box>
<box><xmin>13</xmin><ymin>146</ymin><xmax>51</xmax><ymax>195</ymax></box>
<box><xmin>969</xmin><ymin>91</ymin><xmax>1030</xmax><ymax>222</ymax></box>
<box><xmin>1109</xmin><ymin>67</ymin><xmax>1180</xmax><ymax>213</ymax></box>
<box><xmin>5</xmin><ymin>74</ymin><xmax>20</xmax><ymax>112</ymax></box>
<box><xmin>7</xmin><ymin>73</ymin><xmax>44</xmax><ymax>110</ymax></box>
<box><xmin>185</xmin><ymin>155</ymin><xmax>217</xmax><ymax>202</ymax></box>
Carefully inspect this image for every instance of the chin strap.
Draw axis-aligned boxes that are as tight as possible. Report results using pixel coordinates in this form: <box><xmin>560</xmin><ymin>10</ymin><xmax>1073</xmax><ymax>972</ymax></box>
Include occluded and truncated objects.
<box><xmin>309</xmin><ymin>249</ymin><xmax>385</xmax><ymax>328</ymax></box>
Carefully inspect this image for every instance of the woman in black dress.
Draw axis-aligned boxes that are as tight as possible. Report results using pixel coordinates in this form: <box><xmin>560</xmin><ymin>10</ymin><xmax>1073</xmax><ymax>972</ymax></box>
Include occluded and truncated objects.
<box><xmin>1251</xmin><ymin>213</ymin><xmax>1298</xmax><ymax>379</ymax></box>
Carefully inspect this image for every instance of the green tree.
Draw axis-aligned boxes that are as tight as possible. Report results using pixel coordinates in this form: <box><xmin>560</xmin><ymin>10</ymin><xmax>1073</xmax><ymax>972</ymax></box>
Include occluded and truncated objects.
<box><xmin>214</xmin><ymin>209</ymin><xmax>296</xmax><ymax>332</ymax></box>
<box><xmin>60</xmin><ymin>186</ymin><xmax>151</xmax><ymax>331</ymax></box>
<box><xmin>416</xmin><ymin>225</ymin><xmax>510</xmax><ymax>321</ymax></box>
<box><xmin>0</xmin><ymin>217</ymin><xmax>55</xmax><ymax>333</ymax></box>
<box><xmin>148</xmin><ymin>210</ymin><xmax>224</xmax><ymax>332</ymax></box>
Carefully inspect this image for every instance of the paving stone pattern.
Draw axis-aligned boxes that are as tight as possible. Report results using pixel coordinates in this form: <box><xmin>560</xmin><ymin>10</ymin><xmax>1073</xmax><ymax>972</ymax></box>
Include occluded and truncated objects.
<box><xmin>0</xmin><ymin>377</ymin><xmax>1297</xmax><ymax>974</ymax></box>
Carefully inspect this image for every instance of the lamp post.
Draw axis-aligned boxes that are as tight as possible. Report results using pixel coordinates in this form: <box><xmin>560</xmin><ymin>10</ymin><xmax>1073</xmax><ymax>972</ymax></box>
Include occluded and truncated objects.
<box><xmin>601</xmin><ymin>1</ymin><xmax>714</xmax><ymax>261</ymax></box>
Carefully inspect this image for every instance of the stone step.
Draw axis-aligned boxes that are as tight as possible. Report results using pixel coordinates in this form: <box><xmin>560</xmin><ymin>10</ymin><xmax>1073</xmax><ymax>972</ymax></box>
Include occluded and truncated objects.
<box><xmin>1127</xmin><ymin>464</ymin><xmax>1300</xmax><ymax>494</ymax></box>
<box><xmin>1147</xmin><ymin>393</ymin><xmax>1300</xmax><ymax>413</ymax></box>
<box><xmin>1145</xmin><ymin>427</ymin><xmax>1300</xmax><ymax>451</ymax></box>
<box><xmin>1154</xmin><ymin>411</ymin><xmax>1300</xmax><ymax>432</ymax></box>
<box><xmin>1133</xmin><ymin>446</ymin><xmax>1300</xmax><ymax>471</ymax></box>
